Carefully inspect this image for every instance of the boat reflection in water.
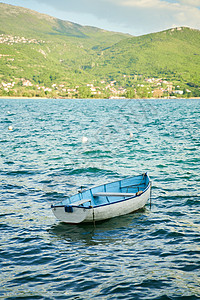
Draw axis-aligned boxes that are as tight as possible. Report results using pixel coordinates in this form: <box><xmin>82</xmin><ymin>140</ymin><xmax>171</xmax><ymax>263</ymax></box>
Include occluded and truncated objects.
<box><xmin>48</xmin><ymin>207</ymin><xmax>149</xmax><ymax>246</ymax></box>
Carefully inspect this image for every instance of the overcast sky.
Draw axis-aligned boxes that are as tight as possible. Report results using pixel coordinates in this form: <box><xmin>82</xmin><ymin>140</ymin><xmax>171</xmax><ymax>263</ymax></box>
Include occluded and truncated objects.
<box><xmin>2</xmin><ymin>0</ymin><xmax>200</xmax><ymax>35</ymax></box>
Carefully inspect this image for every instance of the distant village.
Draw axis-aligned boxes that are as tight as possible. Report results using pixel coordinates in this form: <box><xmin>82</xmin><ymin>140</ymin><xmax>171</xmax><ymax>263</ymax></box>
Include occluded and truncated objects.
<box><xmin>0</xmin><ymin>34</ymin><xmax>45</xmax><ymax>45</ymax></box>
<box><xmin>0</xmin><ymin>76</ymin><xmax>192</xmax><ymax>99</ymax></box>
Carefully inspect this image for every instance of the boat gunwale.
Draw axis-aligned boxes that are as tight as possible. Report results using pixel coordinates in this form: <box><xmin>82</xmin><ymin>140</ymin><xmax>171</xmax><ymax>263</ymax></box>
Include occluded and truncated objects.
<box><xmin>81</xmin><ymin>172</ymin><xmax>149</xmax><ymax>193</ymax></box>
<box><xmin>51</xmin><ymin>178</ymin><xmax>151</xmax><ymax>210</ymax></box>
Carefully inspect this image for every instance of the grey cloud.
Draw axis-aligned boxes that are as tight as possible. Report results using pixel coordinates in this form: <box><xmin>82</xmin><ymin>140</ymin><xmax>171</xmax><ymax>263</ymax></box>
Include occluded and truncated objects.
<box><xmin>33</xmin><ymin>0</ymin><xmax>200</xmax><ymax>34</ymax></box>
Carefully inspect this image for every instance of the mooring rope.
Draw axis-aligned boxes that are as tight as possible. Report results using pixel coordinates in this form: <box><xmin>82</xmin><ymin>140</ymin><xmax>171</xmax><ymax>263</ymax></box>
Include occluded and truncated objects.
<box><xmin>150</xmin><ymin>181</ymin><xmax>152</xmax><ymax>210</ymax></box>
<box><xmin>92</xmin><ymin>206</ymin><xmax>96</xmax><ymax>228</ymax></box>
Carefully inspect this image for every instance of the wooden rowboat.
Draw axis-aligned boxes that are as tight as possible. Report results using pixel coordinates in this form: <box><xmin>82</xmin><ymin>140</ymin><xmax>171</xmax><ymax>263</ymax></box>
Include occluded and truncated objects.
<box><xmin>51</xmin><ymin>173</ymin><xmax>151</xmax><ymax>224</ymax></box>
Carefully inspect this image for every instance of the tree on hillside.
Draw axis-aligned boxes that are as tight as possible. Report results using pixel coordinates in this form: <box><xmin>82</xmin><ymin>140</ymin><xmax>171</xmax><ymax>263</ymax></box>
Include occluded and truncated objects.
<box><xmin>78</xmin><ymin>86</ymin><xmax>91</xmax><ymax>98</ymax></box>
<box><xmin>126</xmin><ymin>88</ymin><xmax>136</xmax><ymax>99</ymax></box>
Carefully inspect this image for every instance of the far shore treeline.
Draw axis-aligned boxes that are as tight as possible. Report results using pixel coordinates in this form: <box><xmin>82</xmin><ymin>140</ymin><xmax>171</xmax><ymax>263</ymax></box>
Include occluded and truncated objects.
<box><xmin>0</xmin><ymin>3</ymin><xmax>200</xmax><ymax>99</ymax></box>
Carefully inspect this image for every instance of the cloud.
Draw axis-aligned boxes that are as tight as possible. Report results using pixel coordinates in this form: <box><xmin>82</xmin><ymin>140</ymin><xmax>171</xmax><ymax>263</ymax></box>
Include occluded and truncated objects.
<box><xmin>178</xmin><ymin>0</ymin><xmax>200</xmax><ymax>6</ymax></box>
<box><xmin>26</xmin><ymin>0</ymin><xmax>200</xmax><ymax>35</ymax></box>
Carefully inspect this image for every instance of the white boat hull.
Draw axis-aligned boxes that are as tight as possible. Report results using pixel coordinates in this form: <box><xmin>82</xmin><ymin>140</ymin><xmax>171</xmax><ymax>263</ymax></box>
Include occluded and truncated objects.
<box><xmin>51</xmin><ymin>182</ymin><xmax>151</xmax><ymax>224</ymax></box>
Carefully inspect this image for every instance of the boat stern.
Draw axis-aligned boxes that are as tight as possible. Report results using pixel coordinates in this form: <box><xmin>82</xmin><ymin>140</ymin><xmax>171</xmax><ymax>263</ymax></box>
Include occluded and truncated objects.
<box><xmin>51</xmin><ymin>204</ymin><xmax>90</xmax><ymax>224</ymax></box>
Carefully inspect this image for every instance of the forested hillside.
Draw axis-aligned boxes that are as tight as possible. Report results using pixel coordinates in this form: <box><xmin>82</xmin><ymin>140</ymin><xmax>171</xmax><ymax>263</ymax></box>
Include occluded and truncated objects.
<box><xmin>0</xmin><ymin>3</ymin><xmax>200</xmax><ymax>98</ymax></box>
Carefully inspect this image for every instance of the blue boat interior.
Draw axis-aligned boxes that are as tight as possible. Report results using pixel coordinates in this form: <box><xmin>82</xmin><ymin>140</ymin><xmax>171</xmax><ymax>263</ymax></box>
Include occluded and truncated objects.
<box><xmin>60</xmin><ymin>173</ymin><xmax>149</xmax><ymax>208</ymax></box>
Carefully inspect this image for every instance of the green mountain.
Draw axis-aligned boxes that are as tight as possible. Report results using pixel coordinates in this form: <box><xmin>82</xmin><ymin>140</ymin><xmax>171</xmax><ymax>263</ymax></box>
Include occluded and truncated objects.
<box><xmin>0</xmin><ymin>3</ymin><xmax>129</xmax><ymax>87</ymax></box>
<box><xmin>96</xmin><ymin>27</ymin><xmax>200</xmax><ymax>83</ymax></box>
<box><xmin>0</xmin><ymin>2</ymin><xmax>200</xmax><ymax>98</ymax></box>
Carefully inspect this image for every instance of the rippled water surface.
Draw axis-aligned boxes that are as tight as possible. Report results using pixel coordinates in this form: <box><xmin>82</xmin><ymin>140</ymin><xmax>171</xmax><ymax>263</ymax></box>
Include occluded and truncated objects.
<box><xmin>0</xmin><ymin>98</ymin><xmax>200</xmax><ymax>299</ymax></box>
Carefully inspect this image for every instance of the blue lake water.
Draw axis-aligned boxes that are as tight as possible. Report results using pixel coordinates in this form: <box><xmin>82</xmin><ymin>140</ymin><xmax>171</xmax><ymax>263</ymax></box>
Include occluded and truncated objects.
<box><xmin>0</xmin><ymin>98</ymin><xmax>200</xmax><ymax>299</ymax></box>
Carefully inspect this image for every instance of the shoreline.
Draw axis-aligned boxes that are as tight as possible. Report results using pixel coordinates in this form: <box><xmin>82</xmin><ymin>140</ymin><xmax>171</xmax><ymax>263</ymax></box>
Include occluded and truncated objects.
<box><xmin>0</xmin><ymin>96</ymin><xmax>200</xmax><ymax>100</ymax></box>
<box><xmin>0</xmin><ymin>96</ymin><xmax>49</xmax><ymax>99</ymax></box>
